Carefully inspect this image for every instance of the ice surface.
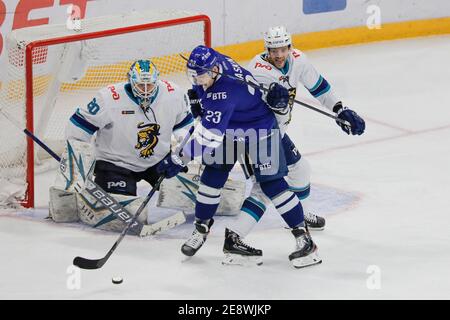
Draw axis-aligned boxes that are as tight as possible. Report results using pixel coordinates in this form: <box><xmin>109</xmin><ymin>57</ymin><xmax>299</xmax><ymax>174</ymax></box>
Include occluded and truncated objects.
<box><xmin>1</xmin><ymin>35</ymin><xmax>449</xmax><ymax>299</ymax></box>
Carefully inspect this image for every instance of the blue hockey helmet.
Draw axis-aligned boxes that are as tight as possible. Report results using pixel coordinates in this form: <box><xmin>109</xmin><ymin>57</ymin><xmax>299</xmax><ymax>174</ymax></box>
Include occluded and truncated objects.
<box><xmin>128</xmin><ymin>59</ymin><xmax>159</xmax><ymax>103</ymax></box>
<box><xmin>186</xmin><ymin>45</ymin><xmax>219</xmax><ymax>85</ymax></box>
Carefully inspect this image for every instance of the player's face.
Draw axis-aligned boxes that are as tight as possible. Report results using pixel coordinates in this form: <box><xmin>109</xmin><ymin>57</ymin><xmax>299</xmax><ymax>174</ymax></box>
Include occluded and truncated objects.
<box><xmin>196</xmin><ymin>72</ymin><xmax>214</xmax><ymax>88</ymax></box>
<box><xmin>188</xmin><ymin>67</ymin><xmax>217</xmax><ymax>89</ymax></box>
<box><xmin>268</xmin><ymin>46</ymin><xmax>290</xmax><ymax>69</ymax></box>
<box><xmin>135</xmin><ymin>82</ymin><xmax>156</xmax><ymax>99</ymax></box>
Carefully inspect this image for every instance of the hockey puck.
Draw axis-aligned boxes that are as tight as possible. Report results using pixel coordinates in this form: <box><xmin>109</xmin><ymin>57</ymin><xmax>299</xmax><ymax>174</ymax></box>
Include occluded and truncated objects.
<box><xmin>112</xmin><ymin>277</ymin><xmax>123</xmax><ymax>284</ymax></box>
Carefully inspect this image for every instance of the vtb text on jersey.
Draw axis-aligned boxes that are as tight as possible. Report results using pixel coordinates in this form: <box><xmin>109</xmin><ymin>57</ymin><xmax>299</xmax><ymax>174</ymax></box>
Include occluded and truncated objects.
<box><xmin>186</xmin><ymin>53</ymin><xmax>276</xmax><ymax>158</ymax></box>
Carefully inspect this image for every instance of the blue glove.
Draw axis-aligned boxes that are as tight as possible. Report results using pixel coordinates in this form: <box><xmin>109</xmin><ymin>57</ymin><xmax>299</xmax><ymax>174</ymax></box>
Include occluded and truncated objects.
<box><xmin>187</xmin><ymin>89</ymin><xmax>203</xmax><ymax>118</ymax></box>
<box><xmin>266</xmin><ymin>82</ymin><xmax>289</xmax><ymax>111</ymax></box>
<box><xmin>334</xmin><ymin>102</ymin><xmax>365</xmax><ymax>135</ymax></box>
<box><xmin>156</xmin><ymin>152</ymin><xmax>188</xmax><ymax>179</ymax></box>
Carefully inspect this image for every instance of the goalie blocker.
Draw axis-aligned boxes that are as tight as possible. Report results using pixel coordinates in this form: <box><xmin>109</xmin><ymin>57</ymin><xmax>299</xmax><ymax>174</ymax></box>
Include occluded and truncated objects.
<box><xmin>49</xmin><ymin>139</ymin><xmax>185</xmax><ymax>236</ymax></box>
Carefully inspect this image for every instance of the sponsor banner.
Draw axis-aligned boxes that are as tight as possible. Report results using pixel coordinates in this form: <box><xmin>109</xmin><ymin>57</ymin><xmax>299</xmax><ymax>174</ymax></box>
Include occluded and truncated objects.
<box><xmin>1</xmin><ymin>0</ymin><xmax>449</xmax><ymax>61</ymax></box>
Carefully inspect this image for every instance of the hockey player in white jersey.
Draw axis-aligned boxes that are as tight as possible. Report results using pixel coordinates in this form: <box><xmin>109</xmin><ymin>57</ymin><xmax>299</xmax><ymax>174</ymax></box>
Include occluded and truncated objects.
<box><xmin>48</xmin><ymin>59</ymin><xmax>193</xmax><ymax>231</ymax></box>
<box><xmin>65</xmin><ymin>59</ymin><xmax>193</xmax><ymax>196</ymax></box>
<box><xmin>221</xmin><ymin>26</ymin><xmax>365</xmax><ymax>265</ymax></box>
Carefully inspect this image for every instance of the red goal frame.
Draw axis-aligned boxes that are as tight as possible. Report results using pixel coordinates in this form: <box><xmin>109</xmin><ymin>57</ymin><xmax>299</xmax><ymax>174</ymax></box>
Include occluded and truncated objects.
<box><xmin>22</xmin><ymin>14</ymin><xmax>211</xmax><ymax>208</ymax></box>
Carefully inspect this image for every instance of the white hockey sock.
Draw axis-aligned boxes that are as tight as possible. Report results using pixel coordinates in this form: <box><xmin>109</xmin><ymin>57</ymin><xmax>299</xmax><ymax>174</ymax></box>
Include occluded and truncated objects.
<box><xmin>228</xmin><ymin>196</ymin><xmax>266</xmax><ymax>238</ymax></box>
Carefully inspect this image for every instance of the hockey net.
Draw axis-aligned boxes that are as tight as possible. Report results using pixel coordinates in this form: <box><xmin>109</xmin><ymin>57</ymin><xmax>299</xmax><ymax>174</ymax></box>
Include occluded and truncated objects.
<box><xmin>0</xmin><ymin>10</ymin><xmax>210</xmax><ymax>208</ymax></box>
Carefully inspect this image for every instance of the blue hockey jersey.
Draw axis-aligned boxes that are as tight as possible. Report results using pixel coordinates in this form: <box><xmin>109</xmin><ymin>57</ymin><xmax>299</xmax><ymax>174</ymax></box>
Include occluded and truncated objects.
<box><xmin>184</xmin><ymin>52</ymin><xmax>276</xmax><ymax>159</ymax></box>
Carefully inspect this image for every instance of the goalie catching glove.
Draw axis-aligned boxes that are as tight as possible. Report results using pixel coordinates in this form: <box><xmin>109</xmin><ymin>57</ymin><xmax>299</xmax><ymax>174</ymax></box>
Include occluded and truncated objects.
<box><xmin>333</xmin><ymin>102</ymin><xmax>366</xmax><ymax>135</ymax></box>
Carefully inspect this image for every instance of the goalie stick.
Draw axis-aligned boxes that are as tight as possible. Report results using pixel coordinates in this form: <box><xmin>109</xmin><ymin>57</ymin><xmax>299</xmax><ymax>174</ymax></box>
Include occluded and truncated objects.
<box><xmin>73</xmin><ymin>175</ymin><xmax>165</xmax><ymax>269</ymax></box>
<box><xmin>0</xmin><ymin>107</ymin><xmax>184</xmax><ymax>236</ymax></box>
<box><xmin>180</xmin><ymin>54</ymin><xmax>351</xmax><ymax>128</ymax></box>
<box><xmin>73</xmin><ymin>126</ymin><xmax>194</xmax><ymax>269</ymax></box>
<box><xmin>80</xmin><ymin>178</ymin><xmax>185</xmax><ymax>236</ymax></box>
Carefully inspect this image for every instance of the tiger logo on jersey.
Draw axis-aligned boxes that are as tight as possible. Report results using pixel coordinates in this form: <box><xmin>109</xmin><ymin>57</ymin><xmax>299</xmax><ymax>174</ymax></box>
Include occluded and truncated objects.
<box><xmin>135</xmin><ymin>122</ymin><xmax>160</xmax><ymax>158</ymax></box>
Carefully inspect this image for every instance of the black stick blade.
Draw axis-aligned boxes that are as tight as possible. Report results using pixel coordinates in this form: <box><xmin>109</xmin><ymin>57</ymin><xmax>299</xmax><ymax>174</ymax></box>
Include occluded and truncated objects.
<box><xmin>73</xmin><ymin>256</ymin><xmax>105</xmax><ymax>270</ymax></box>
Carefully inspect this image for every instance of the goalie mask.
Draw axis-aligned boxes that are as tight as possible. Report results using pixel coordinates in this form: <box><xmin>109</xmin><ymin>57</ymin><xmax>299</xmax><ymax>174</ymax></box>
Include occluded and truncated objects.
<box><xmin>128</xmin><ymin>59</ymin><xmax>159</xmax><ymax>110</ymax></box>
<box><xmin>186</xmin><ymin>45</ymin><xmax>219</xmax><ymax>86</ymax></box>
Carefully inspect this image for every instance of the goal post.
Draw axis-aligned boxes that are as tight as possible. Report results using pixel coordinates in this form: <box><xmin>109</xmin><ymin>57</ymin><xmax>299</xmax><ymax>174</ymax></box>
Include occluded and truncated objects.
<box><xmin>0</xmin><ymin>10</ymin><xmax>211</xmax><ymax>208</ymax></box>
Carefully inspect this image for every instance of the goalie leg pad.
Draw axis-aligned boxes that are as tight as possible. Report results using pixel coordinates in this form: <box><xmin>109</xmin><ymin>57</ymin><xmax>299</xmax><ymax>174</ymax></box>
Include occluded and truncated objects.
<box><xmin>76</xmin><ymin>190</ymin><xmax>148</xmax><ymax>232</ymax></box>
<box><xmin>49</xmin><ymin>186</ymin><xmax>79</xmax><ymax>222</ymax></box>
<box><xmin>54</xmin><ymin>139</ymin><xmax>95</xmax><ymax>192</ymax></box>
<box><xmin>157</xmin><ymin>168</ymin><xmax>246</xmax><ymax>216</ymax></box>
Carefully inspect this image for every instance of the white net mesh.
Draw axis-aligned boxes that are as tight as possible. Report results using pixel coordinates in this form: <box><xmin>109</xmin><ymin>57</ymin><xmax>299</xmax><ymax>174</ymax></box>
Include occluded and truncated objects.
<box><xmin>0</xmin><ymin>10</ymin><xmax>208</xmax><ymax>207</ymax></box>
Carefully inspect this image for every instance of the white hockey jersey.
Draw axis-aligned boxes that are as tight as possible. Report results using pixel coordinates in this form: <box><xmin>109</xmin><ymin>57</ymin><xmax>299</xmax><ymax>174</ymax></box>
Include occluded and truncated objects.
<box><xmin>66</xmin><ymin>80</ymin><xmax>193</xmax><ymax>172</ymax></box>
<box><xmin>248</xmin><ymin>48</ymin><xmax>339</xmax><ymax>135</ymax></box>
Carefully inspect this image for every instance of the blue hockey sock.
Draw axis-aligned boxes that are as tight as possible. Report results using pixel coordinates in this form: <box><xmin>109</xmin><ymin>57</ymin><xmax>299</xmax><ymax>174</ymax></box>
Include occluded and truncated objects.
<box><xmin>195</xmin><ymin>183</ymin><xmax>222</xmax><ymax>221</ymax></box>
<box><xmin>260</xmin><ymin>178</ymin><xmax>305</xmax><ymax>228</ymax></box>
<box><xmin>195</xmin><ymin>166</ymin><xmax>229</xmax><ymax>221</ymax></box>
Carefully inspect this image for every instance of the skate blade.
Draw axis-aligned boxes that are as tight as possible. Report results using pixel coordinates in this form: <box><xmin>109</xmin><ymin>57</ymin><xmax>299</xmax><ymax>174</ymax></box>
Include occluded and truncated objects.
<box><xmin>291</xmin><ymin>250</ymin><xmax>322</xmax><ymax>269</ymax></box>
<box><xmin>222</xmin><ymin>253</ymin><xmax>263</xmax><ymax>266</ymax></box>
<box><xmin>308</xmin><ymin>226</ymin><xmax>325</xmax><ymax>231</ymax></box>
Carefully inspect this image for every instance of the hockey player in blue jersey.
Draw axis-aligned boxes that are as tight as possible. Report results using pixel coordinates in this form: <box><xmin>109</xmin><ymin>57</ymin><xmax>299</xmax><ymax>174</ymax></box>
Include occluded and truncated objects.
<box><xmin>157</xmin><ymin>45</ymin><xmax>322</xmax><ymax>268</ymax></box>
<box><xmin>221</xmin><ymin>26</ymin><xmax>366</xmax><ymax>263</ymax></box>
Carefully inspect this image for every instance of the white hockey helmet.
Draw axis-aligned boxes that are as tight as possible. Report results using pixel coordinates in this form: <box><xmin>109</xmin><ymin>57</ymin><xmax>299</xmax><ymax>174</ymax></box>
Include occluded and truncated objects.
<box><xmin>264</xmin><ymin>26</ymin><xmax>292</xmax><ymax>50</ymax></box>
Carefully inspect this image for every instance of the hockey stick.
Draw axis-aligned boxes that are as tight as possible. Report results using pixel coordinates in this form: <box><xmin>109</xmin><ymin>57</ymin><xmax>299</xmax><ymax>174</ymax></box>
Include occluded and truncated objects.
<box><xmin>179</xmin><ymin>54</ymin><xmax>351</xmax><ymax>127</ymax></box>
<box><xmin>73</xmin><ymin>126</ymin><xmax>194</xmax><ymax>269</ymax></box>
<box><xmin>0</xmin><ymin>107</ymin><xmax>151</xmax><ymax>234</ymax></box>
<box><xmin>80</xmin><ymin>177</ymin><xmax>183</xmax><ymax>236</ymax></box>
<box><xmin>0</xmin><ymin>108</ymin><xmax>62</xmax><ymax>162</ymax></box>
<box><xmin>0</xmin><ymin>107</ymin><xmax>185</xmax><ymax>236</ymax></box>
<box><xmin>73</xmin><ymin>175</ymin><xmax>164</xmax><ymax>269</ymax></box>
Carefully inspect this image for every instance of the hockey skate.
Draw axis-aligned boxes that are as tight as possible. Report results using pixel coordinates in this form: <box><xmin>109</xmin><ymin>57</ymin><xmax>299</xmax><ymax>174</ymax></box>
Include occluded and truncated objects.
<box><xmin>304</xmin><ymin>212</ymin><xmax>326</xmax><ymax>231</ymax></box>
<box><xmin>181</xmin><ymin>219</ymin><xmax>214</xmax><ymax>257</ymax></box>
<box><xmin>289</xmin><ymin>227</ymin><xmax>322</xmax><ymax>268</ymax></box>
<box><xmin>222</xmin><ymin>228</ymin><xmax>263</xmax><ymax>266</ymax></box>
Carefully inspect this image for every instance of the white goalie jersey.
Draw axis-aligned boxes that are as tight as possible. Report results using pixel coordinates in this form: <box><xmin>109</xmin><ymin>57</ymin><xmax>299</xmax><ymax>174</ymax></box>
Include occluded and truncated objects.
<box><xmin>66</xmin><ymin>80</ymin><xmax>193</xmax><ymax>172</ymax></box>
<box><xmin>248</xmin><ymin>48</ymin><xmax>340</xmax><ymax>135</ymax></box>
